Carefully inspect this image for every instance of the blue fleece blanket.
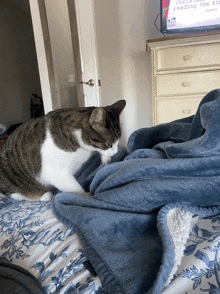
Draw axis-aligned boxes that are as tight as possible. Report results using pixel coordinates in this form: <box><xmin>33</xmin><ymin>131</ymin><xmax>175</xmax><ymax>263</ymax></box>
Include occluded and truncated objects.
<box><xmin>52</xmin><ymin>89</ymin><xmax>220</xmax><ymax>294</ymax></box>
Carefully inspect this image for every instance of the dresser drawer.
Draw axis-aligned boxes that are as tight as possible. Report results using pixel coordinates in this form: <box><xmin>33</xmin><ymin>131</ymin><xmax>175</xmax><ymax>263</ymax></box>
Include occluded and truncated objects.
<box><xmin>156</xmin><ymin>43</ymin><xmax>220</xmax><ymax>71</ymax></box>
<box><xmin>155</xmin><ymin>97</ymin><xmax>203</xmax><ymax>125</ymax></box>
<box><xmin>157</xmin><ymin>70</ymin><xmax>220</xmax><ymax>97</ymax></box>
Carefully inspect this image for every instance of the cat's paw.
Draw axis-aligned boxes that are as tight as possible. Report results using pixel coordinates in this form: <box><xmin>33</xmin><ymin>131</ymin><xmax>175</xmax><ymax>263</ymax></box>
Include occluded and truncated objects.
<box><xmin>101</xmin><ymin>155</ymin><xmax>111</xmax><ymax>164</ymax></box>
<box><xmin>10</xmin><ymin>193</ymin><xmax>27</xmax><ymax>201</ymax></box>
<box><xmin>40</xmin><ymin>191</ymin><xmax>53</xmax><ymax>202</ymax></box>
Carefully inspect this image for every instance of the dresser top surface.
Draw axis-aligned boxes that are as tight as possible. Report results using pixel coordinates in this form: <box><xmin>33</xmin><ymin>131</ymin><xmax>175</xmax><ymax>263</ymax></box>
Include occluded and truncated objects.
<box><xmin>147</xmin><ymin>31</ymin><xmax>220</xmax><ymax>51</ymax></box>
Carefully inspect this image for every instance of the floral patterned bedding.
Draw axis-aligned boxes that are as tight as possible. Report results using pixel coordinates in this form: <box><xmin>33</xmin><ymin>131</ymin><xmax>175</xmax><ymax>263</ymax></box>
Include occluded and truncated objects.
<box><xmin>0</xmin><ymin>195</ymin><xmax>106</xmax><ymax>294</ymax></box>
<box><xmin>163</xmin><ymin>215</ymin><xmax>220</xmax><ymax>294</ymax></box>
<box><xmin>1</xmin><ymin>193</ymin><xmax>220</xmax><ymax>294</ymax></box>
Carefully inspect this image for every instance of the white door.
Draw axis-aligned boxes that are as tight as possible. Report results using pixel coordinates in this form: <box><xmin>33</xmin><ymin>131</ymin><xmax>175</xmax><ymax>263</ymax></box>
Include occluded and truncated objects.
<box><xmin>29</xmin><ymin>0</ymin><xmax>100</xmax><ymax>113</ymax></box>
<box><xmin>68</xmin><ymin>0</ymin><xmax>100</xmax><ymax>107</ymax></box>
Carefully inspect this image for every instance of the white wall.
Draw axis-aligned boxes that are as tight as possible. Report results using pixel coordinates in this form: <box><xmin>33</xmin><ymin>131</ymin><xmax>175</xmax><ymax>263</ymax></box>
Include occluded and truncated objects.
<box><xmin>94</xmin><ymin>0</ymin><xmax>162</xmax><ymax>145</ymax></box>
<box><xmin>45</xmin><ymin>0</ymin><xmax>78</xmax><ymax>109</ymax></box>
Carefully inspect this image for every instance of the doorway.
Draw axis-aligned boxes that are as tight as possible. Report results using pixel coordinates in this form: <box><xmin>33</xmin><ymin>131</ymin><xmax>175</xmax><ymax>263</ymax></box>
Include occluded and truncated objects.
<box><xmin>0</xmin><ymin>0</ymin><xmax>42</xmax><ymax>128</ymax></box>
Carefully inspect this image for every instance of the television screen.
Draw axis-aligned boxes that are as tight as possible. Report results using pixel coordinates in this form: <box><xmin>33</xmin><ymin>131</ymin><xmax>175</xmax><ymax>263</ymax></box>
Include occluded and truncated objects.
<box><xmin>161</xmin><ymin>0</ymin><xmax>220</xmax><ymax>34</ymax></box>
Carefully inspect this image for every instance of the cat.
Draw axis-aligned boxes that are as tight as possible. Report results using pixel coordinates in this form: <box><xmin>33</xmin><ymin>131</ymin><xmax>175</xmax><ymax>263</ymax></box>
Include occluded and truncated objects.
<box><xmin>0</xmin><ymin>100</ymin><xmax>126</xmax><ymax>201</ymax></box>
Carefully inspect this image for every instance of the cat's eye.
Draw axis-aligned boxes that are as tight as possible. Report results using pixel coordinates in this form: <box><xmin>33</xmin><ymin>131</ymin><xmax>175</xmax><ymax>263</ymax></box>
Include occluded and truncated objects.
<box><xmin>91</xmin><ymin>138</ymin><xmax>100</xmax><ymax>143</ymax></box>
<box><xmin>89</xmin><ymin>138</ymin><xmax>102</xmax><ymax>144</ymax></box>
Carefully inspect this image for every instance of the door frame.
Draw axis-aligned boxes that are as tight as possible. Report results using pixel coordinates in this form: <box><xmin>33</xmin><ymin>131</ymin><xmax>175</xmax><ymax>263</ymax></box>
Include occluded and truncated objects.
<box><xmin>29</xmin><ymin>0</ymin><xmax>58</xmax><ymax>114</ymax></box>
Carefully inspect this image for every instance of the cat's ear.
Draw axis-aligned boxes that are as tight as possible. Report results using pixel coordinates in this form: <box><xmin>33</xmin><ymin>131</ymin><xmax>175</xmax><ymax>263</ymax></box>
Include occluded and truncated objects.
<box><xmin>89</xmin><ymin>107</ymin><xmax>106</xmax><ymax>131</ymax></box>
<box><xmin>109</xmin><ymin>100</ymin><xmax>126</xmax><ymax>116</ymax></box>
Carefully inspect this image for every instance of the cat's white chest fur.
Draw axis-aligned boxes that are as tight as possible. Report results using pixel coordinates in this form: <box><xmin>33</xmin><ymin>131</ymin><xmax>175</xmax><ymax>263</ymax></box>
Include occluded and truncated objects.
<box><xmin>37</xmin><ymin>128</ymin><xmax>91</xmax><ymax>194</ymax></box>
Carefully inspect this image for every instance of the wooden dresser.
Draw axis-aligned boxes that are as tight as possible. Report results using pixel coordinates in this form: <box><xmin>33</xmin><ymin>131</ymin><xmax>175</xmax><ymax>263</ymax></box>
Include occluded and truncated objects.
<box><xmin>147</xmin><ymin>32</ymin><xmax>220</xmax><ymax>126</ymax></box>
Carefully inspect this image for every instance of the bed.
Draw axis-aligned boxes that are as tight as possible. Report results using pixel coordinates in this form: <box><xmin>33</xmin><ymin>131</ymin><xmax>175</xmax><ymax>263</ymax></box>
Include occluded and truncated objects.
<box><xmin>1</xmin><ymin>89</ymin><xmax>220</xmax><ymax>294</ymax></box>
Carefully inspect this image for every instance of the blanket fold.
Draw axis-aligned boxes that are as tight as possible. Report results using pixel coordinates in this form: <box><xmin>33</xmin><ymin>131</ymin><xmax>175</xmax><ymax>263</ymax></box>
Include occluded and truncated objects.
<box><xmin>52</xmin><ymin>89</ymin><xmax>220</xmax><ymax>293</ymax></box>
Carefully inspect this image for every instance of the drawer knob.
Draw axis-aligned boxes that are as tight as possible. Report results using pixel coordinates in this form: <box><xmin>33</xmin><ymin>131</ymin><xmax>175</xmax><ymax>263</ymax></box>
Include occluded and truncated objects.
<box><xmin>183</xmin><ymin>55</ymin><xmax>192</xmax><ymax>61</ymax></box>
<box><xmin>182</xmin><ymin>109</ymin><xmax>191</xmax><ymax>114</ymax></box>
<box><xmin>182</xmin><ymin>81</ymin><xmax>191</xmax><ymax>87</ymax></box>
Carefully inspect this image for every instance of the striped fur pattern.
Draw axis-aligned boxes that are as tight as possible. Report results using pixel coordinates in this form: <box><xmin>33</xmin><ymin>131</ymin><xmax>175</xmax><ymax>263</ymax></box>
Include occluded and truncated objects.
<box><xmin>0</xmin><ymin>100</ymin><xmax>126</xmax><ymax>201</ymax></box>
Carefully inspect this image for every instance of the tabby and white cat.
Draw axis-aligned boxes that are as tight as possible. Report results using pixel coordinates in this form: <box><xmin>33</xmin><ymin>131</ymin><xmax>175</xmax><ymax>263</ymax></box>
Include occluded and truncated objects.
<box><xmin>0</xmin><ymin>100</ymin><xmax>126</xmax><ymax>201</ymax></box>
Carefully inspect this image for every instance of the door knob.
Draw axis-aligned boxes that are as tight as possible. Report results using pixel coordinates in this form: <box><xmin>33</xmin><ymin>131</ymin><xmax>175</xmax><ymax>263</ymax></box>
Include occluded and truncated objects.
<box><xmin>81</xmin><ymin>79</ymin><xmax>95</xmax><ymax>87</ymax></box>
